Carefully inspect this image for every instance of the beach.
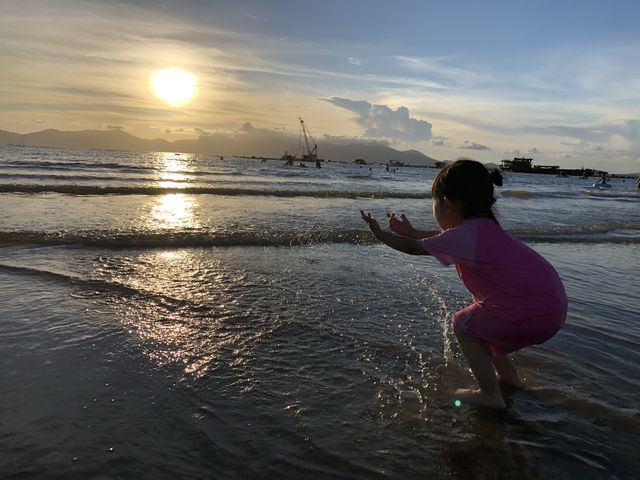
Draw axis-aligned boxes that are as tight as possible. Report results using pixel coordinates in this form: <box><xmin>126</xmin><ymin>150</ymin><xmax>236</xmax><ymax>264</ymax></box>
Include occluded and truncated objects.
<box><xmin>1</xmin><ymin>144</ymin><xmax>639</xmax><ymax>479</ymax></box>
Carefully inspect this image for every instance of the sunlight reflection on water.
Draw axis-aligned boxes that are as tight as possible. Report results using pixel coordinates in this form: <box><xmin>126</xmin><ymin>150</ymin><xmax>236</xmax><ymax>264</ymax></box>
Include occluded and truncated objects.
<box><xmin>154</xmin><ymin>152</ymin><xmax>195</xmax><ymax>187</ymax></box>
<box><xmin>150</xmin><ymin>194</ymin><xmax>198</xmax><ymax>229</ymax></box>
<box><xmin>147</xmin><ymin>153</ymin><xmax>201</xmax><ymax>229</ymax></box>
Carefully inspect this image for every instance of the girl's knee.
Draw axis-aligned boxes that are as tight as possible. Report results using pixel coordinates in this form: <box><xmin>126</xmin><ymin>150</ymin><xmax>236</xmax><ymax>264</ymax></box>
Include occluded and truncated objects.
<box><xmin>452</xmin><ymin>309</ymin><xmax>473</xmax><ymax>332</ymax></box>
<box><xmin>453</xmin><ymin>325</ymin><xmax>465</xmax><ymax>338</ymax></box>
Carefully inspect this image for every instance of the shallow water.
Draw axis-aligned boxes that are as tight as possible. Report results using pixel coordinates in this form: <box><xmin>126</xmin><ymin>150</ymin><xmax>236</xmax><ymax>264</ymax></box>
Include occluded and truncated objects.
<box><xmin>1</xmin><ymin>145</ymin><xmax>639</xmax><ymax>478</ymax></box>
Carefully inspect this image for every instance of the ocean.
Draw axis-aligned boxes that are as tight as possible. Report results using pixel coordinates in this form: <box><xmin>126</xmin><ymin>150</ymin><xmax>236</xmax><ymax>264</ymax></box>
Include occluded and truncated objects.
<box><xmin>1</xmin><ymin>144</ymin><xmax>639</xmax><ymax>479</ymax></box>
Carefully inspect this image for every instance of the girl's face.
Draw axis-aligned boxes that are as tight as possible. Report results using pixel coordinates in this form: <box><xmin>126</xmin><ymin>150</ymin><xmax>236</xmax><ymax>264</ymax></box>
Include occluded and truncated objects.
<box><xmin>432</xmin><ymin>197</ymin><xmax>464</xmax><ymax>230</ymax></box>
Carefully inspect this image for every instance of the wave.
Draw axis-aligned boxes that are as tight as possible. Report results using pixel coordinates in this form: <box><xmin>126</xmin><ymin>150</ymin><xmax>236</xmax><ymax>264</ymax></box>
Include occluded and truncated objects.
<box><xmin>0</xmin><ymin>159</ymin><xmax>154</xmax><ymax>172</ymax></box>
<box><xmin>580</xmin><ymin>189</ymin><xmax>640</xmax><ymax>200</ymax></box>
<box><xmin>0</xmin><ymin>229</ymin><xmax>375</xmax><ymax>248</ymax></box>
<box><xmin>1</xmin><ymin>163</ymin><xmax>248</xmax><ymax>180</ymax></box>
<box><xmin>501</xmin><ymin>189</ymin><xmax>537</xmax><ymax>199</ymax></box>
<box><xmin>1</xmin><ymin>225</ymin><xmax>639</xmax><ymax>249</ymax></box>
<box><xmin>510</xmin><ymin>222</ymin><xmax>640</xmax><ymax>237</ymax></box>
<box><xmin>0</xmin><ymin>262</ymin><xmax>194</xmax><ymax>307</ymax></box>
<box><xmin>502</xmin><ymin>189</ymin><xmax>640</xmax><ymax>201</ymax></box>
<box><xmin>0</xmin><ymin>172</ymin><xmax>152</xmax><ymax>183</ymax></box>
<box><xmin>0</xmin><ymin>183</ymin><xmax>430</xmax><ymax>199</ymax></box>
<box><xmin>5</xmin><ymin>182</ymin><xmax>636</xmax><ymax>201</ymax></box>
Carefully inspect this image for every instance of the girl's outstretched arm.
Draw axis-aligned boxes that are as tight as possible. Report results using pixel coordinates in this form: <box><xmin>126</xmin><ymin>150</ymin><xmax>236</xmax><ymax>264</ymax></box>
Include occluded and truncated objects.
<box><xmin>387</xmin><ymin>213</ymin><xmax>439</xmax><ymax>239</ymax></box>
<box><xmin>360</xmin><ymin>210</ymin><xmax>430</xmax><ymax>256</ymax></box>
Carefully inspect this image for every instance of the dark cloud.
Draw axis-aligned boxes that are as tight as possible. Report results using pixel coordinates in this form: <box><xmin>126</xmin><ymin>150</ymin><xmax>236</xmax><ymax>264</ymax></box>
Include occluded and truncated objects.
<box><xmin>460</xmin><ymin>140</ymin><xmax>490</xmax><ymax>151</ymax></box>
<box><xmin>324</xmin><ymin>97</ymin><xmax>432</xmax><ymax>143</ymax></box>
<box><xmin>106</xmin><ymin>125</ymin><xmax>125</xmax><ymax>131</ymax></box>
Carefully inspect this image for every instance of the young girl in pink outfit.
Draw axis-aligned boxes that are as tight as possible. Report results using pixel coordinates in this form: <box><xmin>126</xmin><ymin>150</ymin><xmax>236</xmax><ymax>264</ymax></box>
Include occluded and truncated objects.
<box><xmin>360</xmin><ymin>159</ymin><xmax>567</xmax><ymax>408</ymax></box>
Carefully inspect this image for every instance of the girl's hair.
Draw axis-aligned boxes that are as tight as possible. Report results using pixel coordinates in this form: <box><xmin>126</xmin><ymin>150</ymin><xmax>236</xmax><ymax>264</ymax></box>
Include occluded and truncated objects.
<box><xmin>431</xmin><ymin>159</ymin><xmax>503</xmax><ymax>221</ymax></box>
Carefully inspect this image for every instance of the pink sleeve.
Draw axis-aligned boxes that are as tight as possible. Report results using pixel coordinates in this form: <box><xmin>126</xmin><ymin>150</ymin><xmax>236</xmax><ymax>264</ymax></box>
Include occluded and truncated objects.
<box><xmin>420</xmin><ymin>220</ymin><xmax>478</xmax><ymax>267</ymax></box>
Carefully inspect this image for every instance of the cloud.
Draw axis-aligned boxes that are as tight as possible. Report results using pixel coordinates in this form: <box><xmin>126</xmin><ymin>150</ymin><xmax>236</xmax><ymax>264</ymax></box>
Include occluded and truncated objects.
<box><xmin>460</xmin><ymin>140</ymin><xmax>490</xmax><ymax>151</ymax></box>
<box><xmin>194</xmin><ymin>127</ymin><xmax>210</xmax><ymax>135</ymax></box>
<box><xmin>324</xmin><ymin>97</ymin><xmax>432</xmax><ymax>143</ymax></box>
<box><xmin>394</xmin><ymin>55</ymin><xmax>484</xmax><ymax>88</ymax></box>
<box><xmin>96</xmin><ymin>124</ymin><xmax>125</xmax><ymax>131</ymax></box>
<box><xmin>319</xmin><ymin>134</ymin><xmax>389</xmax><ymax>147</ymax></box>
<box><xmin>528</xmin><ymin>119</ymin><xmax>640</xmax><ymax>151</ymax></box>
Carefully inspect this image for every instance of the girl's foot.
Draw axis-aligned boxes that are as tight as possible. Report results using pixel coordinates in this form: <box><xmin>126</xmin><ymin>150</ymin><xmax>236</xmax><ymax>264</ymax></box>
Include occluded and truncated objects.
<box><xmin>492</xmin><ymin>355</ymin><xmax>525</xmax><ymax>389</ymax></box>
<box><xmin>454</xmin><ymin>388</ymin><xmax>506</xmax><ymax>409</ymax></box>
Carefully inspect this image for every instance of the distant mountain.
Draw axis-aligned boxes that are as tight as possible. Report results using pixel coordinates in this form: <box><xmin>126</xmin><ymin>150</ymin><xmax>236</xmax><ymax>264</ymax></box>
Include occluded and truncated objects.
<box><xmin>0</xmin><ymin>128</ymin><xmax>173</xmax><ymax>152</ymax></box>
<box><xmin>320</xmin><ymin>143</ymin><xmax>436</xmax><ymax>167</ymax></box>
<box><xmin>0</xmin><ymin>128</ymin><xmax>438</xmax><ymax>166</ymax></box>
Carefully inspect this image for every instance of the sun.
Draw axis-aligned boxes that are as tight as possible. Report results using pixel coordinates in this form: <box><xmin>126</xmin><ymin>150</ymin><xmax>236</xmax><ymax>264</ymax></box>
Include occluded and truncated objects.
<box><xmin>151</xmin><ymin>68</ymin><xmax>197</xmax><ymax>106</ymax></box>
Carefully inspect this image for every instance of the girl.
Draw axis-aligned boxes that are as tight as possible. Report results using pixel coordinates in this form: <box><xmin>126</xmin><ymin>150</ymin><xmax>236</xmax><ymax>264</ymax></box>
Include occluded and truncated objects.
<box><xmin>360</xmin><ymin>159</ymin><xmax>567</xmax><ymax>408</ymax></box>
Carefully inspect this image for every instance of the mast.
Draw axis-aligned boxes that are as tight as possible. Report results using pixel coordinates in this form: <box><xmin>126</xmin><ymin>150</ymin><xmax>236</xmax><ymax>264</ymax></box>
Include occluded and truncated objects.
<box><xmin>298</xmin><ymin>117</ymin><xmax>317</xmax><ymax>161</ymax></box>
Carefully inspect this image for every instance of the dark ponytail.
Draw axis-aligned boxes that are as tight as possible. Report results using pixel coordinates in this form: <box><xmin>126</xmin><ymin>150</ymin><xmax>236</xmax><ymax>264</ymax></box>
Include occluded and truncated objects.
<box><xmin>489</xmin><ymin>169</ymin><xmax>503</xmax><ymax>187</ymax></box>
<box><xmin>431</xmin><ymin>159</ymin><xmax>502</xmax><ymax>221</ymax></box>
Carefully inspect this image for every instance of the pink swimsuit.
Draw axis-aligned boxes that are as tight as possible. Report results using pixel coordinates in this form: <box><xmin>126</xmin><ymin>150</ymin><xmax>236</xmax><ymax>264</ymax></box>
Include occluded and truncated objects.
<box><xmin>421</xmin><ymin>217</ymin><xmax>567</xmax><ymax>356</ymax></box>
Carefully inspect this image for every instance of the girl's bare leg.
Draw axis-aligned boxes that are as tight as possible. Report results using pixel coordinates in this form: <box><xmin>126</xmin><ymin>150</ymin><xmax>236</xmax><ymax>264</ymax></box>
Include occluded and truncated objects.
<box><xmin>454</xmin><ymin>329</ymin><xmax>506</xmax><ymax>408</ymax></box>
<box><xmin>492</xmin><ymin>355</ymin><xmax>525</xmax><ymax>389</ymax></box>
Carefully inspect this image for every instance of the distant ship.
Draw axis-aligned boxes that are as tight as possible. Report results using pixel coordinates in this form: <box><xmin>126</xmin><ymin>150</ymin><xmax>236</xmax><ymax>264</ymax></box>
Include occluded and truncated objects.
<box><xmin>500</xmin><ymin>157</ymin><xmax>601</xmax><ymax>177</ymax></box>
<box><xmin>281</xmin><ymin>118</ymin><xmax>321</xmax><ymax>168</ymax></box>
<box><xmin>500</xmin><ymin>157</ymin><xmax>559</xmax><ymax>174</ymax></box>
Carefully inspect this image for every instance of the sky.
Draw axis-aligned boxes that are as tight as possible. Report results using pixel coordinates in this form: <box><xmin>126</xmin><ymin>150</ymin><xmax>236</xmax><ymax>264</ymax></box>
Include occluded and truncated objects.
<box><xmin>2</xmin><ymin>0</ymin><xmax>640</xmax><ymax>172</ymax></box>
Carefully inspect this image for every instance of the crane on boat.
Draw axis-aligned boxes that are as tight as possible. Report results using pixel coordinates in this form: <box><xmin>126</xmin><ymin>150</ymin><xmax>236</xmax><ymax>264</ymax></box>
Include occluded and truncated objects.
<box><xmin>298</xmin><ymin>117</ymin><xmax>321</xmax><ymax>168</ymax></box>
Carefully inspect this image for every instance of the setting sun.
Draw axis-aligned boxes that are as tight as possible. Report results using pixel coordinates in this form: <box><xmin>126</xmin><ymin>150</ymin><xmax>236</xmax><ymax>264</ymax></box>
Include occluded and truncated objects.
<box><xmin>151</xmin><ymin>68</ymin><xmax>197</xmax><ymax>106</ymax></box>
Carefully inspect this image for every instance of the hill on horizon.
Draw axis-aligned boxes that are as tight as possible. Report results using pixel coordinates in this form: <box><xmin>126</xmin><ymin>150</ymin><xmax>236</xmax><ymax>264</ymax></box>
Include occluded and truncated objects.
<box><xmin>0</xmin><ymin>127</ymin><xmax>439</xmax><ymax>167</ymax></box>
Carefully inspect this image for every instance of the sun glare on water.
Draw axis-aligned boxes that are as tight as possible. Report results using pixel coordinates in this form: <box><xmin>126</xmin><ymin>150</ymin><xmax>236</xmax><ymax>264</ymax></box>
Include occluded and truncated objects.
<box><xmin>151</xmin><ymin>68</ymin><xmax>197</xmax><ymax>106</ymax></box>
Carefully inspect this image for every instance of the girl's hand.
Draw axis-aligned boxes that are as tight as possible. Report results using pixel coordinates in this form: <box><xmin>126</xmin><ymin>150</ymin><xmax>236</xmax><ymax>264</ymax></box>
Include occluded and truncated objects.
<box><xmin>387</xmin><ymin>212</ymin><xmax>414</xmax><ymax>237</ymax></box>
<box><xmin>360</xmin><ymin>210</ymin><xmax>381</xmax><ymax>234</ymax></box>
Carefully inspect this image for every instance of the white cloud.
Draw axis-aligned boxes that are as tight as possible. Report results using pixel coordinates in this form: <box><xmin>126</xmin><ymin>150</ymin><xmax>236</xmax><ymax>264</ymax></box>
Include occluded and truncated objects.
<box><xmin>430</xmin><ymin>138</ymin><xmax>448</xmax><ymax>147</ymax></box>
<box><xmin>528</xmin><ymin>120</ymin><xmax>640</xmax><ymax>151</ymax></box>
<box><xmin>394</xmin><ymin>55</ymin><xmax>486</xmax><ymax>88</ymax></box>
<box><xmin>460</xmin><ymin>140</ymin><xmax>490</xmax><ymax>151</ymax></box>
<box><xmin>324</xmin><ymin>97</ymin><xmax>432</xmax><ymax>143</ymax></box>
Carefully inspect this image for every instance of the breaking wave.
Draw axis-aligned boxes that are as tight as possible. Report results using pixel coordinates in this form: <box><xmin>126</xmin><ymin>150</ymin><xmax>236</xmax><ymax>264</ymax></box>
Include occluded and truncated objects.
<box><xmin>6</xmin><ymin>184</ymin><xmax>638</xmax><ymax>201</ymax></box>
<box><xmin>0</xmin><ymin>183</ymin><xmax>429</xmax><ymax>199</ymax></box>
<box><xmin>1</xmin><ymin>224</ymin><xmax>639</xmax><ymax>249</ymax></box>
<box><xmin>501</xmin><ymin>188</ymin><xmax>640</xmax><ymax>201</ymax></box>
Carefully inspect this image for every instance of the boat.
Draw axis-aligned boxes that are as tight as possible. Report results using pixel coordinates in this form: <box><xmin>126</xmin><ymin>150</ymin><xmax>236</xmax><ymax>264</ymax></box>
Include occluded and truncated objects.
<box><xmin>500</xmin><ymin>157</ymin><xmax>560</xmax><ymax>174</ymax></box>
<box><xmin>298</xmin><ymin>117</ymin><xmax>321</xmax><ymax>168</ymax></box>
<box><xmin>282</xmin><ymin>118</ymin><xmax>321</xmax><ymax>168</ymax></box>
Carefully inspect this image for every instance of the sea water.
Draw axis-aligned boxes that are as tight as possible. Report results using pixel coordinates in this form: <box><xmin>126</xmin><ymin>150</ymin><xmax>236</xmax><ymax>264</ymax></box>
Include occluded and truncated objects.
<box><xmin>1</xmin><ymin>145</ymin><xmax>639</xmax><ymax>479</ymax></box>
